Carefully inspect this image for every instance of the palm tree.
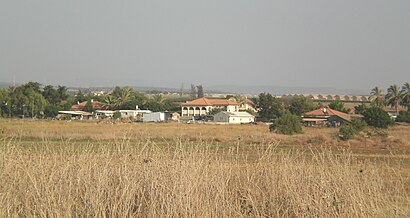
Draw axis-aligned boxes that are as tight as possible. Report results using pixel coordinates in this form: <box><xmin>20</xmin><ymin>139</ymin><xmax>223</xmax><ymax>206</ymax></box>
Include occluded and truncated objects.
<box><xmin>103</xmin><ymin>95</ymin><xmax>117</xmax><ymax>110</ymax></box>
<box><xmin>114</xmin><ymin>87</ymin><xmax>133</xmax><ymax>109</ymax></box>
<box><xmin>400</xmin><ymin>82</ymin><xmax>410</xmax><ymax>111</ymax></box>
<box><xmin>386</xmin><ymin>85</ymin><xmax>401</xmax><ymax>116</ymax></box>
<box><xmin>369</xmin><ymin>86</ymin><xmax>385</xmax><ymax>107</ymax></box>
<box><xmin>152</xmin><ymin>94</ymin><xmax>165</xmax><ymax>104</ymax></box>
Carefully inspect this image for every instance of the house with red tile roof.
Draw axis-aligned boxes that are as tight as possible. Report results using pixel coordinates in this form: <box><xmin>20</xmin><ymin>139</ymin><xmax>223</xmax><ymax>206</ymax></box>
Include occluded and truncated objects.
<box><xmin>181</xmin><ymin>98</ymin><xmax>240</xmax><ymax>117</ymax></box>
<box><xmin>228</xmin><ymin>96</ymin><xmax>257</xmax><ymax>112</ymax></box>
<box><xmin>303</xmin><ymin>107</ymin><xmax>352</xmax><ymax>126</ymax></box>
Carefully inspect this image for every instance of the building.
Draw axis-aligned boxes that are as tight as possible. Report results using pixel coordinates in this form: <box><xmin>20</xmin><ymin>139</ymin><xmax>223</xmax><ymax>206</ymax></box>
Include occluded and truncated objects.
<box><xmin>181</xmin><ymin>98</ymin><xmax>240</xmax><ymax>117</ymax></box>
<box><xmin>166</xmin><ymin>112</ymin><xmax>180</xmax><ymax>122</ymax></box>
<box><xmin>303</xmin><ymin>107</ymin><xmax>351</xmax><ymax>127</ymax></box>
<box><xmin>58</xmin><ymin>111</ymin><xmax>93</xmax><ymax>120</ymax></box>
<box><xmin>213</xmin><ymin>111</ymin><xmax>255</xmax><ymax>124</ymax></box>
<box><xmin>95</xmin><ymin>110</ymin><xmax>115</xmax><ymax>118</ymax></box>
<box><xmin>143</xmin><ymin>112</ymin><xmax>165</xmax><ymax>122</ymax></box>
<box><xmin>119</xmin><ymin>109</ymin><xmax>152</xmax><ymax>119</ymax></box>
<box><xmin>228</xmin><ymin>96</ymin><xmax>257</xmax><ymax>112</ymax></box>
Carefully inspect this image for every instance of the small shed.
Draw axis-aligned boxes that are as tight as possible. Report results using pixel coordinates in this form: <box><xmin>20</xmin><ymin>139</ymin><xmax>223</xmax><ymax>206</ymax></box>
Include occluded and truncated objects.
<box><xmin>119</xmin><ymin>110</ymin><xmax>152</xmax><ymax>119</ymax></box>
<box><xmin>95</xmin><ymin>110</ymin><xmax>115</xmax><ymax>118</ymax></box>
<box><xmin>213</xmin><ymin>111</ymin><xmax>255</xmax><ymax>124</ymax></box>
<box><xmin>143</xmin><ymin>112</ymin><xmax>165</xmax><ymax>122</ymax></box>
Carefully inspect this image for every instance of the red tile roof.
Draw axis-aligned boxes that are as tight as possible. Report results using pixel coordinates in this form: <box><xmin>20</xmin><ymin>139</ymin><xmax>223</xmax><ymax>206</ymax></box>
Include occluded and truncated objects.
<box><xmin>182</xmin><ymin>98</ymin><xmax>240</xmax><ymax>106</ymax></box>
<box><xmin>70</xmin><ymin>101</ymin><xmax>104</xmax><ymax>111</ymax></box>
<box><xmin>305</xmin><ymin>107</ymin><xmax>351</xmax><ymax>121</ymax></box>
<box><xmin>244</xmin><ymin>98</ymin><xmax>255</xmax><ymax>106</ymax></box>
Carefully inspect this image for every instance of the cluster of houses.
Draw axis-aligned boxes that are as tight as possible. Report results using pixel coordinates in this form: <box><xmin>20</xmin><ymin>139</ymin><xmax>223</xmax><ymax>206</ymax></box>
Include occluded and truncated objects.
<box><xmin>58</xmin><ymin>100</ymin><xmax>176</xmax><ymax>122</ymax></box>
<box><xmin>58</xmin><ymin>96</ymin><xmax>369</xmax><ymax>126</ymax></box>
<box><xmin>58</xmin><ymin>97</ymin><xmax>257</xmax><ymax>124</ymax></box>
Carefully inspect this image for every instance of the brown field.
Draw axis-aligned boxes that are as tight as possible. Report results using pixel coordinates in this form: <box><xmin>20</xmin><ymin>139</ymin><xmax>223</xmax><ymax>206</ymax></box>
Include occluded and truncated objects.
<box><xmin>0</xmin><ymin>119</ymin><xmax>409</xmax><ymax>217</ymax></box>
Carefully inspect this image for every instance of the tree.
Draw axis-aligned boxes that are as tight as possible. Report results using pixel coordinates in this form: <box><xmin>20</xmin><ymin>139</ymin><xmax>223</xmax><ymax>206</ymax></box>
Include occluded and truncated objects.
<box><xmin>400</xmin><ymin>82</ymin><xmax>410</xmax><ymax>111</ymax></box>
<box><xmin>0</xmin><ymin>89</ymin><xmax>10</xmax><ymax>117</ymax></box>
<box><xmin>42</xmin><ymin>85</ymin><xmax>58</xmax><ymax>104</ymax></box>
<box><xmin>338</xmin><ymin>119</ymin><xmax>367</xmax><ymax>141</ymax></box>
<box><xmin>26</xmin><ymin>91</ymin><xmax>47</xmax><ymax>118</ymax></box>
<box><xmin>115</xmin><ymin>87</ymin><xmax>133</xmax><ymax>109</ymax></box>
<box><xmin>354</xmin><ymin>103</ymin><xmax>367</xmax><ymax>115</ymax></box>
<box><xmin>256</xmin><ymin>93</ymin><xmax>283</xmax><ymax>121</ymax></box>
<box><xmin>386</xmin><ymin>85</ymin><xmax>401</xmax><ymax>116</ymax></box>
<box><xmin>369</xmin><ymin>86</ymin><xmax>385</xmax><ymax>107</ymax></box>
<box><xmin>190</xmin><ymin>84</ymin><xmax>197</xmax><ymax>99</ymax></box>
<box><xmin>44</xmin><ymin>104</ymin><xmax>59</xmax><ymax>117</ymax></box>
<box><xmin>269</xmin><ymin>111</ymin><xmax>302</xmax><ymax>135</ymax></box>
<box><xmin>395</xmin><ymin>111</ymin><xmax>410</xmax><ymax>123</ymax></box>
<box><xmin>328</xmin><ymin>100</ymin><xmax>350</xmax><ymax>113</ymax></box>
<box><xmin>56</xmin><ymin>85</ymin><xmax>69</xmax><ymax>102</ymax></box>
<box><xmin>362</xmin><ymin>107</ymin><xmax>393</xmax><ymax>128</ymax></box>
<box><xmin>75</xmin><ymin>90</ymin><xmax>87</xmax><ymax>103</ymax></box>
<box><xmin>287</xmin><ymin>96</ymin><xmax>316</xmax><ymax>116</ymax></box>
<box><xmin>196</xmin><ymin>85</ymin><xmax>204</xmax><ymax>98</ymax></box>
<box><xmin>83</xmin><ymin>100</ymin><xmax>95</xmax><ymax>112</ymax></box>
<box><xmin>103</xmin><ymin>95</ymin><xmax>117</xmax><ymax>110</ymax></box>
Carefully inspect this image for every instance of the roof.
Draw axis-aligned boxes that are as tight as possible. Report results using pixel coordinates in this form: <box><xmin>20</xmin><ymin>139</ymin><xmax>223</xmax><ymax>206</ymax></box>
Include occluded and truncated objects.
<box><xmin>58</xmin><ymin>111</ymin><xmax>93</xmax><ymax>116</ymax></box>
<box><xmin>70</xmin><ymin>100</ymin><xmax>104</xmax><ymax>111</ymax></box>
<box><xmin>182</xmin><ymin>98</ymin><xmax>240</xmax><ymax>106</ymax></box>
<box><xmin>305</xmin><ymin>107</ymin><xmax>351</xmax><ymax>121</ymax></box>
<box><xmin>302</xmin><ymin>118</ymin><xmax>327</xmax><ymax>122</ymax></box>
<box><xmin>244</xmin><ymin>98</ymin><xmax>256</xmax><ymax>106</ymax></box>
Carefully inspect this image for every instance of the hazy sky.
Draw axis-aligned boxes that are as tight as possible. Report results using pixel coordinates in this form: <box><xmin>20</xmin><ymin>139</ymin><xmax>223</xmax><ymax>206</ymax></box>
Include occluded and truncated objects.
<box><xmin>1</xmin><ymin>0</ymin><xmax>409</xmax><ymax>90</ymax></box>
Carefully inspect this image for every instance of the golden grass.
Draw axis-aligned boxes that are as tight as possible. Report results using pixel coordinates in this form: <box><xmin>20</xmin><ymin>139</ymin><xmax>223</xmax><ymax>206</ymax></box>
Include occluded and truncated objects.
<box><xmin>1</xmin><ymin>119</ymin><xmax>409</xmax><ymax>150</ymax></box>
<box><xmin>0</xmin><ymin>139</ymin><xmax>409</xmax><ymax>217</ymax></box>
<box><xmin>0</xmin><ymin>119</ymin><xmax>409</xmax><ymax>217</ymax></box>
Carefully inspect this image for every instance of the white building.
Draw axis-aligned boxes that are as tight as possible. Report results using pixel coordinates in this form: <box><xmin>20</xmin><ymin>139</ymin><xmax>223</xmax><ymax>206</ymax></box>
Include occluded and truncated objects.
<box><xmin>143</xmin><ymin>112</ymin><xmax>165</xmax><ymax>122</ymax></box>
<box><xmin>181</xmin><ymin>98</ymin><xmax>240</xmax><ymax>117</ymax></box>
<box><xmin>95</xmin><ymin>110</ymin><xmax>115</xmax><ymax>118</ymax></box>
<box><xmin>119</xmin><ymin>109</ymin><xmax>152</xmax><ymax>119</ymax></box>
<box><xmin>213</xmin><ymin>111</ymin><xmax>255</xmax><ymax>124</ymax></box>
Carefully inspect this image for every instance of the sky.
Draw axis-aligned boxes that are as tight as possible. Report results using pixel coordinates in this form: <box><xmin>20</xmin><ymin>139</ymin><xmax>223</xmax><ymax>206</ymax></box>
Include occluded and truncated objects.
<box><xmin>0</xmin><ymin>0</ymin><xmax>409</xmax><ymax>91</ymax></box>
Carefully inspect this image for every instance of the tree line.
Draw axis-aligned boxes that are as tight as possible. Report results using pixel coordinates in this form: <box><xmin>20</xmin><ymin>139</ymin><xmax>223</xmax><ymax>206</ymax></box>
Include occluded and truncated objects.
<box><xmin>0</xmin><ymin>82</ymin><xmax>179</xmax><ymax>118</ymax></box>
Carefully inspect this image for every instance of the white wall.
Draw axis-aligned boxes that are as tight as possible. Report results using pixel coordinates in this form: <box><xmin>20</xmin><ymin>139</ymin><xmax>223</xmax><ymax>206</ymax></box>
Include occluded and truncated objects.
<box><xmin>228</xmin><ymin>116</ymin><xmax>254</xmax><ymax>124</ymax></box>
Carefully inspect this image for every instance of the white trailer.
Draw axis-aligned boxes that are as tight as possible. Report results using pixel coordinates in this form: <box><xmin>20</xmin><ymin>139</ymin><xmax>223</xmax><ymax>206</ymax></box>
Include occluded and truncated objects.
<box><xmin>143</xmin><ymin>112</ymin><xmax>165</xmax><ymax>122</ymax></box>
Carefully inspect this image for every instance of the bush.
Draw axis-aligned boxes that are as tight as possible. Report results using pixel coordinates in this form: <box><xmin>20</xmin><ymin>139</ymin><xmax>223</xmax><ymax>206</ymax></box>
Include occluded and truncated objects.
<box><xmin>269</xmin><ymin>111</ymin><xmax>302</xmax><ymax>135</ymax></box>
<box><xmin>395</xmin><ymin>111</ymin><xmax>410</xmax><ymax>123</ymax></box>
<box><xmin>366</xmin><ymin>128</ymin><xmax>389</xmax><ymax>138</ymax></box>
<box><xmin>113</xmin><ymin>111</ymin><xmax>121</xmax><ymax>119</ymax></box>
<box><xmin>350</xmin><ymin>119</ymin><xmax>367</xmax><ymax>132</ymax></box>
<box><xmin>362</xmin><ymin>107</ymin><xmax>393</xmax><ymax>128</ymax></box>
<box><xmin>339</xmin><ymin>125</ymin><xmax>356</xmax><ymax>141</ymax></box>
<box><xmin>338</xmin><ymin>119</ymin><xmax>367</xmax><ymax>141</ymax></box>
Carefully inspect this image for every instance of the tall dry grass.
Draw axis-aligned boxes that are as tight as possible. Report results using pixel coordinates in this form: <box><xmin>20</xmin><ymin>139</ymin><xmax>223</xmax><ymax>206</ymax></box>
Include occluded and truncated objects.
<box><xmin>0</xmin><ymin>138</ymin><xmax>408</xmax><ymax>217</ymax></box>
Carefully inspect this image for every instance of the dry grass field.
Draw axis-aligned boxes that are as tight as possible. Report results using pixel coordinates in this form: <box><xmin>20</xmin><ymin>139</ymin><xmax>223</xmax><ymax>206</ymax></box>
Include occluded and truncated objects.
<box><xmin>0</xmin><ymin>119</ymin><xmax>409</xmax><ymax>217</ymax></box>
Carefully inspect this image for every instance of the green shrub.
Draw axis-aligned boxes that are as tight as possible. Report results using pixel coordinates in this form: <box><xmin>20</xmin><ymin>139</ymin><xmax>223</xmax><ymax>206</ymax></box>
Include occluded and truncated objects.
<box><xmin>338</xmin><ymin>119</ymin><xmax>367</xmax><ymax>141</ymax></box>
<box><xmin>113</xmin><ymin>111</ymin><xmax>121</xmax><ymax>119</ymax></box>
<box><xmin>339</xmin><ymin>124</ymin><xmax>357</xmax><ymax>141</ymax></box>
<box><xmin>350</xmin><ymin>119</ymin><xmax>367</xmax><ymax>132</ymax></box>
<box><xmin>269</xmin><ymin>111</ymin><xmax>302</xmax><ymax>135</ymax></box>
<box><xmin>395</xmin><ymin>111</ymin><xmax>410</xmax><ymax>123</ymax></box>
<box><xmin>362</xmin><ymin>107</ymin><xmax>393</xmax><ymax>128</ymax></box>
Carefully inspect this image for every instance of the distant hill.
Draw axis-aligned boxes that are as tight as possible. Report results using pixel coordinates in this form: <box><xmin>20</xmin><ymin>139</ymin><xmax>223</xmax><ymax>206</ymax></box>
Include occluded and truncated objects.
<box><xmin>207</xmin><ymin>85</ymin><xmax>369</xmax><ymax>96</ymax></box>
<box><xmin>0</xmin><ymin>82</ymin><xmax>13</xmax><ymax>88</ymax></box>
<box><xmin>0</xmin><ymin>81</ymin><xmax>368</xmax><ymax>96</ymax></box>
